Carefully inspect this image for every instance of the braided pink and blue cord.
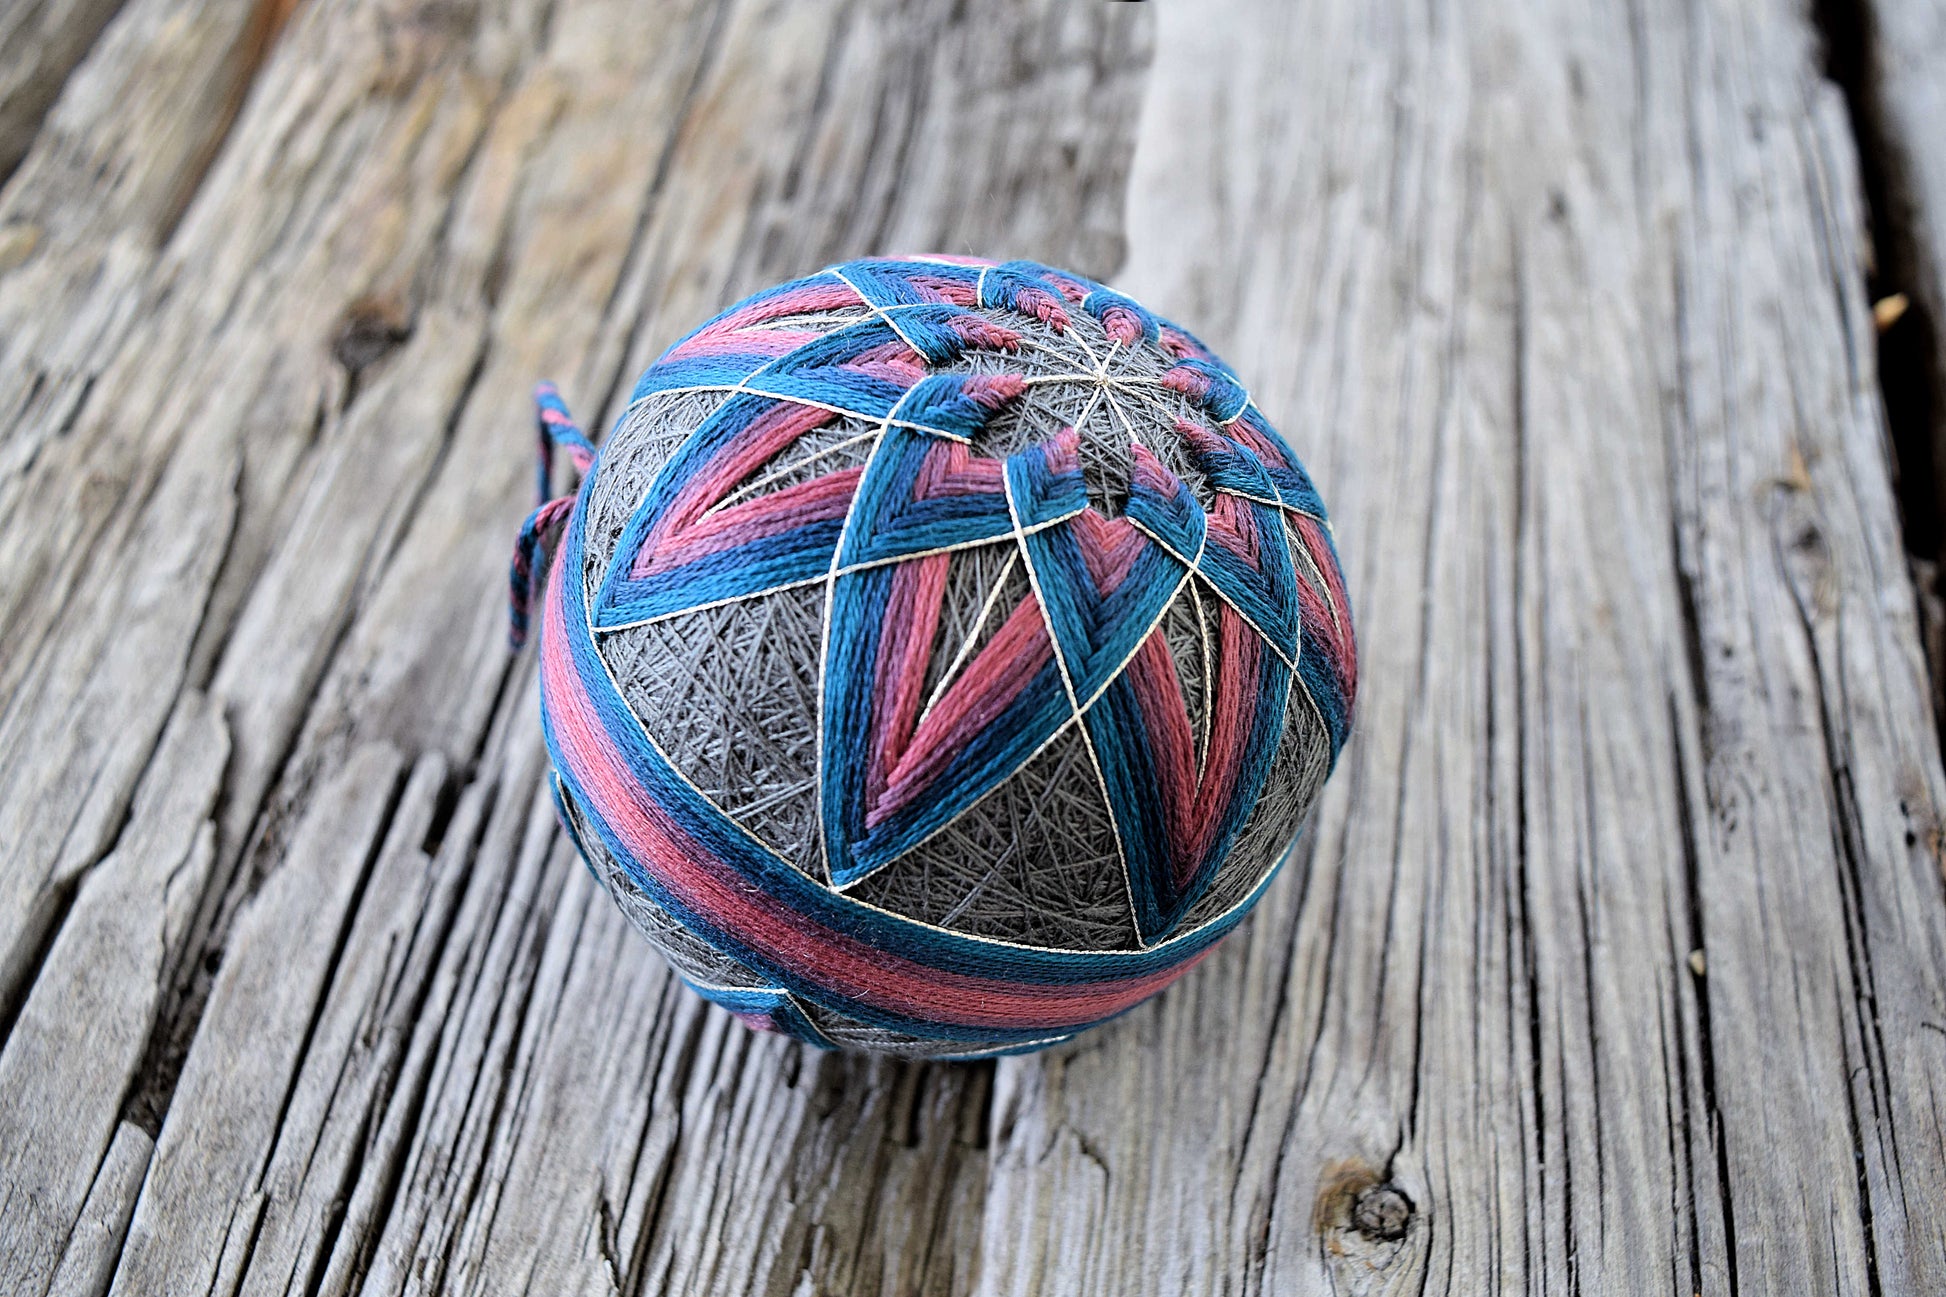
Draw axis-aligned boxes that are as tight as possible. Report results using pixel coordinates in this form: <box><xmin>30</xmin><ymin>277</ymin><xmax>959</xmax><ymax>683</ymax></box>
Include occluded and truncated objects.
<box><xmin>509</xmin><ymin>382</ymin><xmax>597</xmax><ymax>649</ymax></box>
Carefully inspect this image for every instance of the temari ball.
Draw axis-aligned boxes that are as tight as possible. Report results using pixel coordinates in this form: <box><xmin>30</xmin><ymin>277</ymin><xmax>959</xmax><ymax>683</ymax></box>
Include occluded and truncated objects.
<box><xmin>512</xmin><ymin>256</ymin><xmax>1357</xmax><ymax>1059</ymax></box>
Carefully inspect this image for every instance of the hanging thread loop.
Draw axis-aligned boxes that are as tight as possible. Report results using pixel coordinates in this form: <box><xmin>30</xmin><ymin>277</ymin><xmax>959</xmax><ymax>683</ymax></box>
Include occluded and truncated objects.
<box><xmin>509</xmin><ymin>381</ymin><xmax>597</xmax><ymax>648</ymax></box>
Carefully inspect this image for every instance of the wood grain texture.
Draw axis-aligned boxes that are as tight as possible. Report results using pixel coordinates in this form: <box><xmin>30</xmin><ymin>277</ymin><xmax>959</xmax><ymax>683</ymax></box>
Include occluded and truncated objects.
<box><xmin>0</xmin><ymin>0</ymin><xmax>130</xmax><ymax>186</ymax></box>
<box><xmin>0</xmin><ymin>0</ymin><xmax>1941</xmax><ymax>1293</ymax></box>
<box><xmin>978</xmin><ymin>2</ymin><xmax>1946</xmax><ymax>1292</ymax></box>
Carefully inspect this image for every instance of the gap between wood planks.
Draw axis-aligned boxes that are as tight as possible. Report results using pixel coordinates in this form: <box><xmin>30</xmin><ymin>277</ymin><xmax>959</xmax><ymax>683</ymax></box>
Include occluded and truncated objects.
<box><xmin>1809</xmin><ymin>0</ymin><xmax>1946</xmax><ymax>746</ymax></box>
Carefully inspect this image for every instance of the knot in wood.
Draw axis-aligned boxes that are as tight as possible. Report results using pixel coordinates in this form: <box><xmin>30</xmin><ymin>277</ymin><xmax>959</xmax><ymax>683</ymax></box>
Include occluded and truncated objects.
<box><xmin>1350</xmin><ymin>1183</ymin><xmax>1413</xmax><ymax>1242</ymax></box>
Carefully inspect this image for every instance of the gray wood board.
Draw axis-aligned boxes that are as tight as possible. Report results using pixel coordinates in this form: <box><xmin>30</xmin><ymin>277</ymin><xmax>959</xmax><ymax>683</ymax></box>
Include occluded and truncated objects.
<box><xmin>0</xmin><ymin>0</ymin><xmax>1941</xmax><ymax>1293</ymax></box>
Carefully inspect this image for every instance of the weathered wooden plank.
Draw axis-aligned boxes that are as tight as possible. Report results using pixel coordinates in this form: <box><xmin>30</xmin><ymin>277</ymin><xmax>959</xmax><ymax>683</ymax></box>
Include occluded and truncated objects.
<box><xmin>0</xmin><ymin>2</ymin><xmax>1149</xmax><ymax>1294</ymax></box>
<box><xmin>44</xmin><ymin>1123</ymin><xmax>154</xmax><ymax>1297</ymax></box>
<box><xmin>975</xmin><ymin>1</ymin><xmax>1946</xmax><ymax>1293</ymax></box>
<box><xmin>106</xmin><ymin>741</ymin><xmax>408</xmax><ymax>1296</ymax></box>
<box><xmin>222</xmin><ymin>750</ymin><xmax>460</xmax><ymax>1297</ymax></box>
<box><xmin>0</xmin><ymin>691</ymin><xmax>225</xmax><ymax>1296</ymax></box>
<box><xmin>0</xmin><ymin>0</ymin><xmax>126</xmax><ymax>185</ymax></box>
<box><xmin>0</xmin><ymin>0</ymin><xmax>320</xmax><ymax>1023</ymax></box>
<box><xmin>0</xmin><ymin>0</ymin><xmax>299</xmax><ymax>563</ymax></box>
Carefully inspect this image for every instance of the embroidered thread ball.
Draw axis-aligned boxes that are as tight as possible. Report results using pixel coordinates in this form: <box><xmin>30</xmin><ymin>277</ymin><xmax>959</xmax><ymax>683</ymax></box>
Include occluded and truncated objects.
<box><xmin>510</xmin><ymin>256</ymin><xmax>1356</xmax><ymax>1058</ymax></box>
